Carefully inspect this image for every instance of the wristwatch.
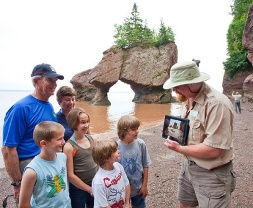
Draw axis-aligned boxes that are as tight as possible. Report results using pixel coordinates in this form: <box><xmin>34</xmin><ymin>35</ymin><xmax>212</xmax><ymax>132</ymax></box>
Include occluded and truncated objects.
<box><xmin>11</xmin><ymin>180</ymin><xmax>21</xmax><ymax>186</ymax></box>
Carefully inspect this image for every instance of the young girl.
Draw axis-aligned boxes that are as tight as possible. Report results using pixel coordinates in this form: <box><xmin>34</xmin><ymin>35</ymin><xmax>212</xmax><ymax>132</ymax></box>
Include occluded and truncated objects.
<box><xmin>63</xmin><ymin>107</ymin><xmax>97</xmax><ymax>208</ymax></box>
<box><xmin>92</xmin><ymin>138</ymin><xmax>131</xmax><ymax>208</ymax></box>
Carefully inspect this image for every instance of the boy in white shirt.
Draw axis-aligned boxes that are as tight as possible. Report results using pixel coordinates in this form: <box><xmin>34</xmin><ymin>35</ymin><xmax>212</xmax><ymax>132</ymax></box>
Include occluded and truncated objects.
<box><xmin>92</xmin><ymin>138</ymin><xmax>130</xmax><ymax>208</ymax></box>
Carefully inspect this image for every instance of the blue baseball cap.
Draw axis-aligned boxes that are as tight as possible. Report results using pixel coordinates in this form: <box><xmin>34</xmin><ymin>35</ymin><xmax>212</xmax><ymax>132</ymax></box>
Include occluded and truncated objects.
<box><xmin>31</xmin><ymin>63</ymin><xmax>64</xmax><ymax>80</ymax></box>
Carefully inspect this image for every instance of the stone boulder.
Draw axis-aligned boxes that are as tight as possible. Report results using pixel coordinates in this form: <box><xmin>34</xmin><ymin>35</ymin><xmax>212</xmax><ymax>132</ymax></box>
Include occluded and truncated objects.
<box><xmin>71</xmin><ymin>42</ymin><xmax>177</xmax><ymax>105</ymax></box>
<box><xmin>222</xmin><ymin>70</ymin><xmax>253</xmax><ymax>99</ymax></box>
<box><xmin>243</xmin><ymin>3</ymin><xmax>253</xmax><ymax>64</ymax></box>
<box><xmin>70</xmin><ymin>69</ymin><xmax>97</xmax><ymax>102</ymax></box>
<box><xmin>243</xmin><ymin>74</ymin><xmax>253</xmax><ymax>101</ymax></box>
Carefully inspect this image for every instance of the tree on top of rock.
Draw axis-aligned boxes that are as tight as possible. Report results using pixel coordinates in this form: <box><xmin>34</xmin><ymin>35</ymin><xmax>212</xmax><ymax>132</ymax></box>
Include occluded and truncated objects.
<box><xmin>155</xmin><ymin>19</ymin><xmax>175</xmax><ymax>47</ymax></box>
<box><xmin>114</xmin><ymin>3</ymin><xmax>175</xmax><ymax>49</ymax></box>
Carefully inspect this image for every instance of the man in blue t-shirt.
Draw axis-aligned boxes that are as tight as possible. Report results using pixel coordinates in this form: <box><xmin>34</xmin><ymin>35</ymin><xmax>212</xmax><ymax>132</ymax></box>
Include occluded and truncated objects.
<box><xmin>1</xmin><ymin>63</ymin><xmax>64</xmax><ymax>203</ymax></box>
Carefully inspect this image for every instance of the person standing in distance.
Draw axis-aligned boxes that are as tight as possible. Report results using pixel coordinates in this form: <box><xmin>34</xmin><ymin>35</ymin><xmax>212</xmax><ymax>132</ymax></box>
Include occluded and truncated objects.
<box><xmin>163</xmin><ymin>61</ymin><xmax>236</xmax><ymax>208</ymax></box>
<box><xmin>232</xmin><ymin>91</ymin><xmax>242</xmax><ymax>114</ymax></box>
<box><xmin>1</xmin><ymin>63</ymin><xmax>64</xmax><ymax>203</ymax></box>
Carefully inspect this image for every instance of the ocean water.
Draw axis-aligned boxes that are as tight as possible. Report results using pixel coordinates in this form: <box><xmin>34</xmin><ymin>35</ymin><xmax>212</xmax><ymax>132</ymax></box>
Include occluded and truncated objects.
<box><xmin>0</xmin><ymin>90</ymin><xmax>181</xmax><ymax>168</ymax></box>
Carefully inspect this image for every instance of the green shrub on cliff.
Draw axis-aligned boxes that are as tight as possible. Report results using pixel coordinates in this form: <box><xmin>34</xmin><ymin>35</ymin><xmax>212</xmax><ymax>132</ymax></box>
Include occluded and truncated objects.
<box><xmin>223</xmin><ymin>50</ymin><xmax>250</xmax><ymax>78</ymax></box>
<box><xmin>114</xmin><ymin>3</ymin><xmax>175</xmax><ymax>49</ymax></box>
<box><xmin>223</xmin><ymin>0</ymin><xmax>253</xmax><ymax>78</ymax></box>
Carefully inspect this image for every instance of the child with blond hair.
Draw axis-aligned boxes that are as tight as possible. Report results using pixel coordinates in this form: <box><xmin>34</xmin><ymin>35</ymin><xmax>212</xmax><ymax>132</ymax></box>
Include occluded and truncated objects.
<box><xmin>117</xmin><ymin>115</ymin><xmax>151</xmax><ymax>208</ymax></box>
<box><xmin>18</xmin><ymin>121</ymin><xmax>71</xmax><ymax>208</ymax></box>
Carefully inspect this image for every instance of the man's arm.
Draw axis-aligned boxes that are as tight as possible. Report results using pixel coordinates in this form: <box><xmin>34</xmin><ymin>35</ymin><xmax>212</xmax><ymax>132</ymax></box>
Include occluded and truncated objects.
<box><xmin>164</xmin><ymin>140</ymin><xmax>224</xmax><ymax>159</ymax></box>
<box><xmin>2</xmin><ymin>146</ymin><xmax>22</xmax><ymax>200</ymax></box>
<box><xmin>18</xmin><ymin>168</ymin><xmax>36</xmax><ymax>208</ymax></box>
<box><xmin>2</xmin><ymin>146</ymin><xmax>22</xmax><ymax>180</ymax></box>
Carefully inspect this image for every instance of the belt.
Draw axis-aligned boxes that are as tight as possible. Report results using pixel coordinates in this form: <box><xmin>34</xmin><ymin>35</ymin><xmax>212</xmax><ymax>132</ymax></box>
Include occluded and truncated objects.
<box><xmin>187</xmin><ymin>159</ymin><xmax>232</xmax><ymax>170</ymax></box>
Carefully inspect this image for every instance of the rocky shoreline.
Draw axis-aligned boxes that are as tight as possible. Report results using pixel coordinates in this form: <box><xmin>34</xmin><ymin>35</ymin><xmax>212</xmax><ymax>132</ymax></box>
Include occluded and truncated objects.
<box><xmin>1</xmin><ymin>102</ymin><xmax>253</xmax><ymax>208</ymax></box>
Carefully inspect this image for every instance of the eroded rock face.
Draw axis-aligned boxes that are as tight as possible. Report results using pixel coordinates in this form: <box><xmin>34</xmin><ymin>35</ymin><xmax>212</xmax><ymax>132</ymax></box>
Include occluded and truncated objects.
<box><xmin>243</xmin><ymin>3</ymin><xmax>253</xmax><ymax>64</ymax></box>
<box><xmin>71</xmin><ymin>69</ymin><xmax>97</xmax><ymax>101</ymax></box>
<box><xmin>243</xmin><ymin>74</ymin><xmax>253</xmax><ymax>101</ymax></box>
<box><xmin>71</xmin><ymin>43</ymin><xmax>177</xmax><ymax>105</ymax></box>
<box><xmin>222</xmin><ymin>70</ymin><xmax>253</xmax><ymax>99</ymax></box>
<box><xmin>241</xmin><ymin>3</ymin><xmax>253</xmax><ymax>100</ymax></box>
<box><xmin>224</xmin><ymin>3</ymin><xmax>253</xmax><ymax>101</ymax></box>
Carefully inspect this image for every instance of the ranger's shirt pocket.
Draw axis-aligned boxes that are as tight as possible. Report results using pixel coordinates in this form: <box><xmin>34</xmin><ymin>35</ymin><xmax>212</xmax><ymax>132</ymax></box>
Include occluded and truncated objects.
<box><xmin>189</xmin><ymin>120</ymin><xmax>205</xmax><ymax>143</ymax></box>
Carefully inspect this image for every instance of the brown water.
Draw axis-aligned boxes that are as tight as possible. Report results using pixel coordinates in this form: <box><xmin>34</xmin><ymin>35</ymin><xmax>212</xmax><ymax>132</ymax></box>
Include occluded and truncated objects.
<box><xmin>0</xmin><ymin>91</ymin><xmax>182</xmax><ymax>167</ymax></box>
<box><xmin>75</xmin><ymin>100</ymin><xmax>182</xmax><ymax>140</ymax></box>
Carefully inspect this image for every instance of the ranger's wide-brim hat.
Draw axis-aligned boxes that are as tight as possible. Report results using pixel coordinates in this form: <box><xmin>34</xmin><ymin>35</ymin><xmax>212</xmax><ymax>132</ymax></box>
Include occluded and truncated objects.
<box><xmin>163</xmin><ymin>61</ymin><xmax>210</xmax><ymax>89</ymax></box>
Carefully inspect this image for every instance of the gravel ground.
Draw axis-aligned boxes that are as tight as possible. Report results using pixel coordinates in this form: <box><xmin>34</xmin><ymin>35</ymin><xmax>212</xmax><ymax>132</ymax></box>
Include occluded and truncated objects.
<box><xmin>1</xmin><ymin>102</ymin><xmax>253</xmax><ymax>208</ymax></box>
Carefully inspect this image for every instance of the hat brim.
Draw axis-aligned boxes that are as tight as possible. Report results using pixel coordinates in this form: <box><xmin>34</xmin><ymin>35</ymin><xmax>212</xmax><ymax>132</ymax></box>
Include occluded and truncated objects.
<box><xmin>163</xmin><ymin>72</ymin><xmax>210</xmax><ymax>89</ymax></box>
<box><xmin>44</xmin><ymin>73</ymin><xmax>64</xmax><ymax>80</ymax></box>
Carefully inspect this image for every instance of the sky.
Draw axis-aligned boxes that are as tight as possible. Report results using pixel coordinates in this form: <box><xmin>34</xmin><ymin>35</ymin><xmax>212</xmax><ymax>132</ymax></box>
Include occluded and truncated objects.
<box><xmin>0</xmin><ymin>0</ymin><xmax>233</xmax><ymax>92</ymax></box>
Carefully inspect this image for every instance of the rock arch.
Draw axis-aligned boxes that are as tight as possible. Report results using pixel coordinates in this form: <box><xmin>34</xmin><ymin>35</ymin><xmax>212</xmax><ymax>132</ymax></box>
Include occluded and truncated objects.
<box><xmin>71</xmin><ymin>43</ymin><xmax>177</xmax><ymax>105</ymax></box>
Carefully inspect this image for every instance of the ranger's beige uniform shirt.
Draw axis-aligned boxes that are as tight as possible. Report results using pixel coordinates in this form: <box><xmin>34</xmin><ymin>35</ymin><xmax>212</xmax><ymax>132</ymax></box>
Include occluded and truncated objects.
<box><xmin>182</xmin><ymin>82</ymin><xmax>234</xmax><ymax>170</ymax></box>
